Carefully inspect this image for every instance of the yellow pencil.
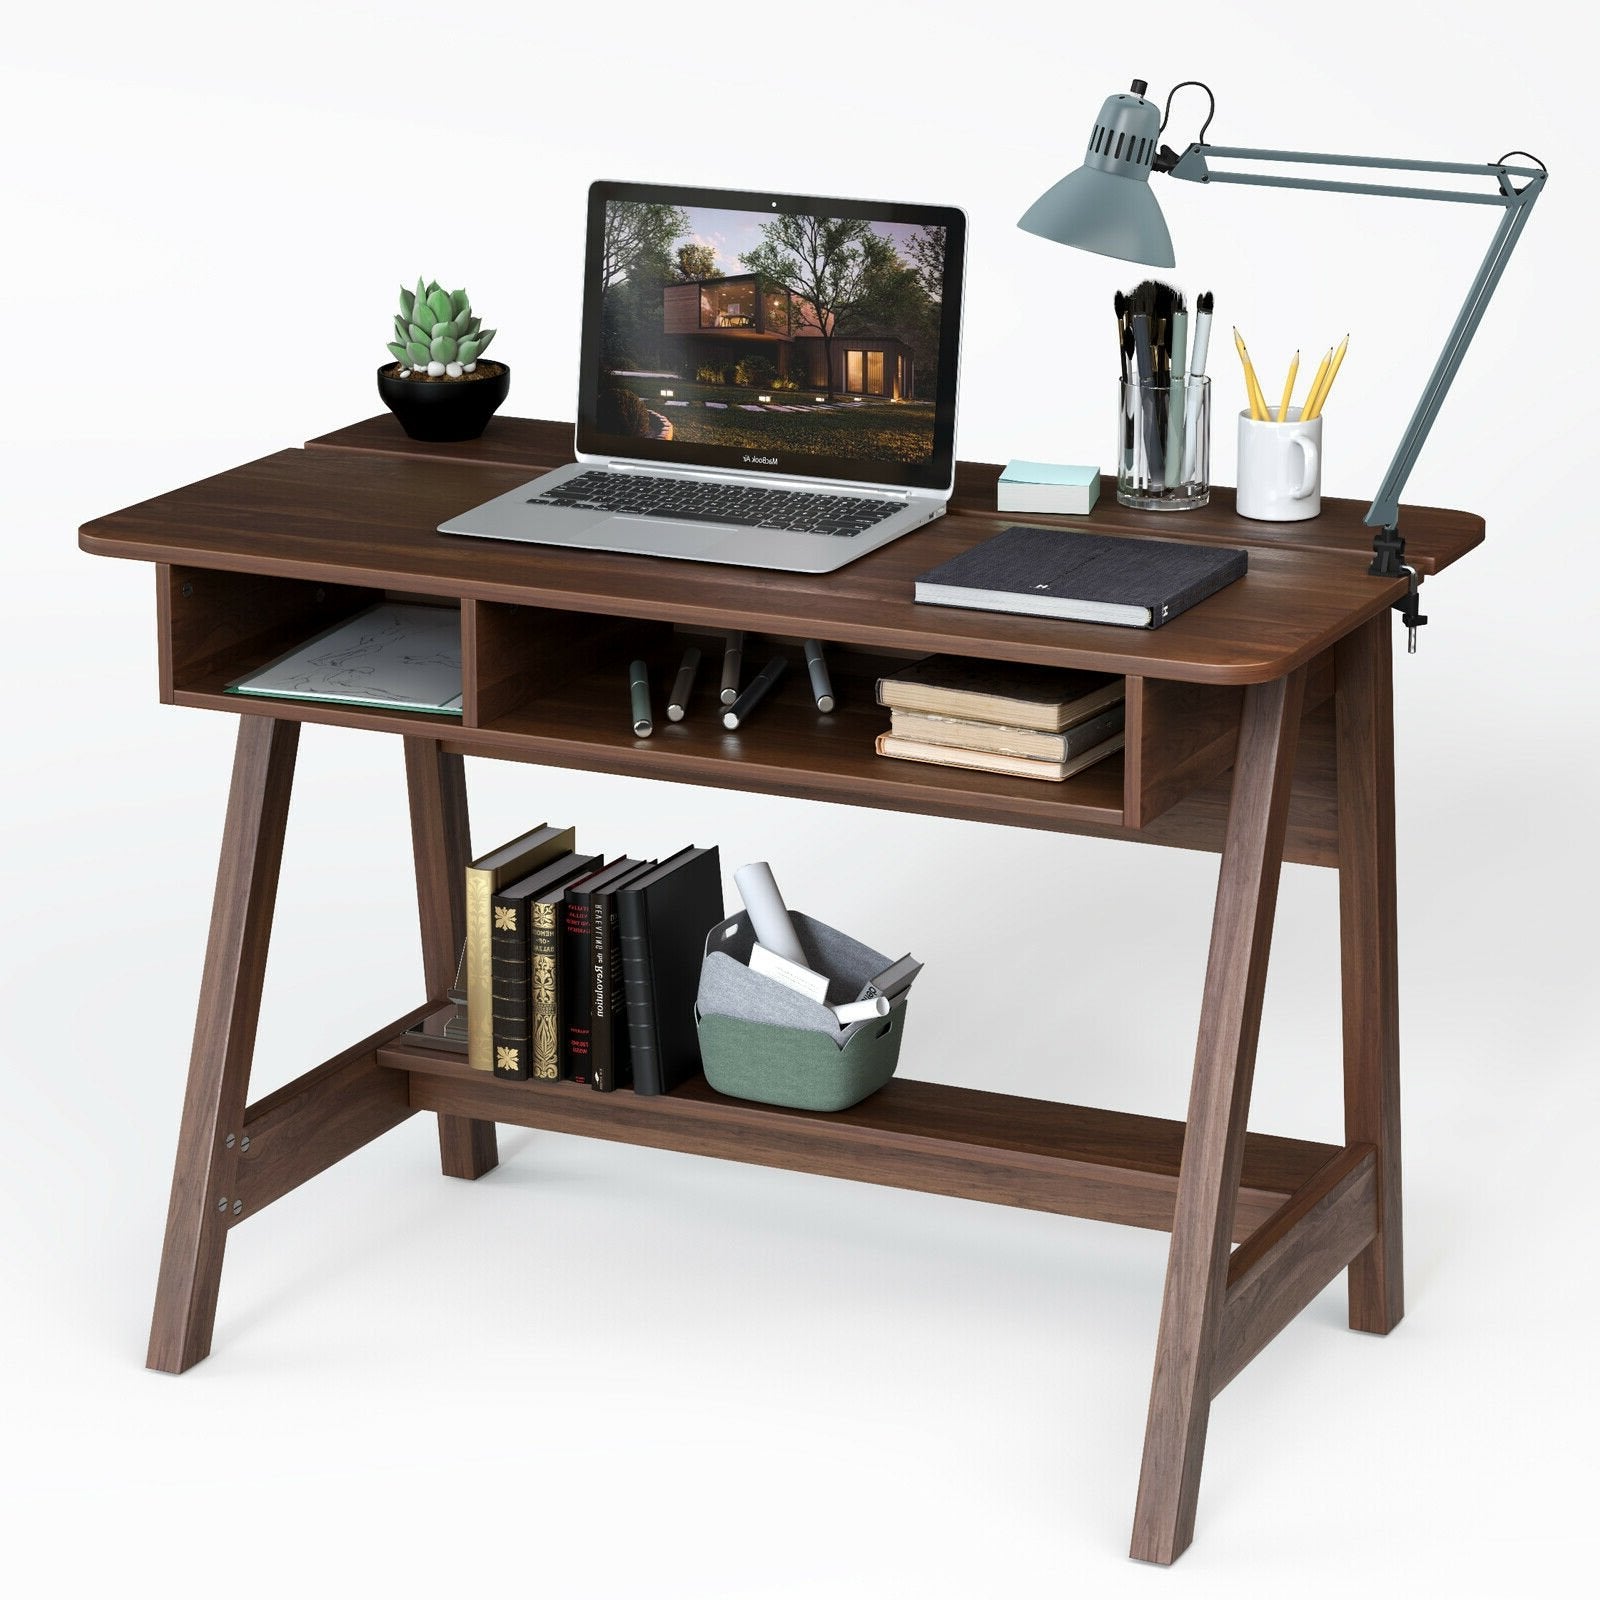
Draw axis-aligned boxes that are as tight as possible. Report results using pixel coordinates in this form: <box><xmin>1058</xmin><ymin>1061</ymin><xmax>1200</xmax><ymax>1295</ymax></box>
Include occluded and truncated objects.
<box><xmin>1303</xmin><ymin>341</ymin><xmax>1337</xmax><ymax>417</ymax></box>
<box><xmin>1302</xmin><ymin>346</ymin><xmax>1334</xmax><ymax>420</ymax></box>
<box><xmin>1276</xmin><ymin>350</ymin><xmax>1300</xmax><ymax>423</ymax></box>
<box><xmin>1233</xmin><ymin>327</ymin><xmax>1268</xmax><ymax>421</ymax></box>
<box><xmin>1234</xmin><ymin>328</ymin><xmax>1266</xmax><ymax>420</ymax></box>
<box><xmin>1304</xmin><ymin>333</ymin><xmax>1349</xmax><ymax>421</ymax></box>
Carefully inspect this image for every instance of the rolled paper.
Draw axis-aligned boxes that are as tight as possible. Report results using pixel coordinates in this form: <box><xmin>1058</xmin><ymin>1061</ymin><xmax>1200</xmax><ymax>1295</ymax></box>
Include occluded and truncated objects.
<box><xmin>733</xmin><ymin>860</ymin><xmax>807</xmax><ymax>968</ymax></box>
<box><xmin>831</xmin><ymin>995</ymin><xmax>890</xmax><ymax>1026</ymax></box>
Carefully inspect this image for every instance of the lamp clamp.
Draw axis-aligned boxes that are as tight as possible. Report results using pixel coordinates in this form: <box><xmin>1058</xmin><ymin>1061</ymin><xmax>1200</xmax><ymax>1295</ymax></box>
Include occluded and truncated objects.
<box><xmin>1369</xmin><ymin>525</ymin><xmax>1425</xmax><ymax>647</ymax></box>
<box><xmin>1370</xmin><ymin>522</ymin><xmax>1406</xmax><ymax>579</ymax></box>
<box><xmin>1395</xmin><ymin>565</ymin><xmax>1427</xmax><ymax>653</ymax></box>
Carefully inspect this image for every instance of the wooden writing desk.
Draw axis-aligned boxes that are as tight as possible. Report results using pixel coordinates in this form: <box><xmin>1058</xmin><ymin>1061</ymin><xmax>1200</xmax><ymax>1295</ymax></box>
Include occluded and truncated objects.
<box><xmin>80</xmin><ymin>416</ymin><xmax>1483</xmax><ymax>1563</ymax></box>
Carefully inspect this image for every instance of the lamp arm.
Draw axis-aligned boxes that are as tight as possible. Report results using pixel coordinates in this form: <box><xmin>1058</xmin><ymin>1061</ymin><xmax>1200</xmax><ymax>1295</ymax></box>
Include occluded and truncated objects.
<box><xmin>1165</xmin><ymin>143</ymin><xmax>1546</xmax><ymax>573</ymax></box>
<box><xmin>1364</xmin><ymin>190</ymin><xmax>1538</xmax><ymax>545</ymax></box>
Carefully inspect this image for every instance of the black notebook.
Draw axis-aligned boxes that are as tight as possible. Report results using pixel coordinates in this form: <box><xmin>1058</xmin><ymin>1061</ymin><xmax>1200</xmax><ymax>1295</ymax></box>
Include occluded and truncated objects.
<box><xmin>617</xmin><ymin>846</ymin><xmax>724</xmax><ymax>1097</ymax></box>
<box><xmin>915</xmin><ymin>525</ymin><xmax>1248</xmax><ymax>629</ymax></box>
<box><xmin>588</xmin><ymin>859</ymin><xmax>658</xmax><ymax>1093</ymax></box>
<box><xmin>562</xmin><ymin>858</ymin><xmax>649</xmax><ymax>1083</ymax></box>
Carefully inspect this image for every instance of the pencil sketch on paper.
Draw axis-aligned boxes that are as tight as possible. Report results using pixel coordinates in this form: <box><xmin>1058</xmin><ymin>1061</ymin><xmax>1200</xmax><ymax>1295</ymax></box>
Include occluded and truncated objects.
<box><xmin>227</xmin><ymin>602</ymin><xmax>464</xmax><ymax>714</ymax></box>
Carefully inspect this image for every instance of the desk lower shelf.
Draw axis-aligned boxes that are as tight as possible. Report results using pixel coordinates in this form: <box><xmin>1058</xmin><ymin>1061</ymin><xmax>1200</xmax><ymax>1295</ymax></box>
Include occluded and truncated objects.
<box><xmin>375</xmin><ymin>1035</ymin><xmax>1339</xmax><ymax>1241</ymax></box>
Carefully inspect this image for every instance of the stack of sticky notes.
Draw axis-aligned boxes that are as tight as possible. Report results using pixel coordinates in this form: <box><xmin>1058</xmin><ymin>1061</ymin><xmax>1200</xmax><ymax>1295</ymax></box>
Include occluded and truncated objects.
<box><xmin>997</xmin><ymin>460</ymin><xmax>1102</xmax><ymax>515</ymax></box>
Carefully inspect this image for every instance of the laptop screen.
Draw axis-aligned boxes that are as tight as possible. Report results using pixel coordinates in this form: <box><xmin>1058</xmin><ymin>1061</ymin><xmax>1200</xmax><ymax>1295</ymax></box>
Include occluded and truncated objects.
<box><xmin>577</xmin><ymin>182</ymin><xmax>965</xmax><ymax>492</ymax></box>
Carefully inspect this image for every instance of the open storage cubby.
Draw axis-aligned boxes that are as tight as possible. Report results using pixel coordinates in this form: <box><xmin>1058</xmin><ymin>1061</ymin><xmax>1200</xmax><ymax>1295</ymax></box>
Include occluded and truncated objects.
<box><xmin>158</xmin><ymin>565</ymin><xmax>466</xmax><ymax>736</ymax></box>
<box><xmin>1124</xmin><ymin>677</ymin><xmax>1244</xmax><ymax>829</ymax></box>
<box><xmin>467</xmin><ymin>600</ymin><xmax>1131</xmax><ymax>832</ymax></box>
<box><xmin>157</xmin><ymin>568</ymin><xmax>1328</xmax><ymax>848</ymax></box>
<box><xmin>467</xmin><ymin>599</ymin><xmax>1263</xmax><ymax>836</ymax></box>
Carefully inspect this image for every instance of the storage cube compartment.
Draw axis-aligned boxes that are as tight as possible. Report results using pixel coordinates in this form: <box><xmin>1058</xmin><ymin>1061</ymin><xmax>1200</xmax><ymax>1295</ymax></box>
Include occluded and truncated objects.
<box><xmin>468</xmin><ymin>605</ymin><xmax>1130</xmax><ymax>832</ymax></box>
<box><xmin>154</xmin><ymin>571</ymin><xmax>1322</xmax><ymax>847</ymax></box>
<box><xmin>468</xmin><ymin>601</ymin><xmax>661</xmax><ymax>727</ymax></box>
<box><xmin>1120</xmin><ymin>651</ymin><xmax>1334</xmax><ymax>829</ymax></box>
<box><xmin>158</xmin><ymin>564</ymin><xmax>463</xmax><ymax>729</ymax></box>
<box><xmin>1123</xmin><ymin>677</ymin><xmax>1244</xmax><ymax>829</ymax></box>
<box><xmin>473</xmin><ymin>605</ymin><xmax>909</xmax><ymax>749</ymax></box>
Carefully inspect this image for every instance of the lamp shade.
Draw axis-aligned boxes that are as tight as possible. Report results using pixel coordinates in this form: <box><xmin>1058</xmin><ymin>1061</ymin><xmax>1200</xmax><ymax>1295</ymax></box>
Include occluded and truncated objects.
<box><xmin>1018</xmin><ymin>85</ymin><xmax>1175</xmax><ymax>268</ymax></box>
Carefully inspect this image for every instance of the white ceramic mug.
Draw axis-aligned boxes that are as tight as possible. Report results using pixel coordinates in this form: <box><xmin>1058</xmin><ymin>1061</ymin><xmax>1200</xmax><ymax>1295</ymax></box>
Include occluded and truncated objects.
<box><xmin>1237</xmin><ymin>407</ymin><xmax>1321</xmax><ymax>521</ymax></box>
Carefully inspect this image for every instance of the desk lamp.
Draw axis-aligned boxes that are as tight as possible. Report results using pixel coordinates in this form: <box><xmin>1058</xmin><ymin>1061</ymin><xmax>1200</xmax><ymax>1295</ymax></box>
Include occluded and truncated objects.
<box><xmin>1019</xmin><ymin>79</ymin><xmax>1546</xmax><ymax>642</ymax></box>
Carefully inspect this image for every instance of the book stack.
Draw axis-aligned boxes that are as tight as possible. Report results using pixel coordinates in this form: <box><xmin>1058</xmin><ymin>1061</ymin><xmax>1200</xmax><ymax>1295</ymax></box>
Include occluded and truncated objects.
<box><xmin>463</xmin><ymin>826</ymin><xmax>724</xmax><ymax>1095</ymax></box>
<box><xmin>874</xmin><ymin>656</ymin><xmax>1125</xmax><ymax>782</ymax></box>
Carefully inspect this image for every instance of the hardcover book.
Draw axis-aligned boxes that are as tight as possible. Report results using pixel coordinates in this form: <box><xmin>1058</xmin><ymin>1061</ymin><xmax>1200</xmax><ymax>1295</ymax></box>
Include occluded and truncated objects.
<box><xmin>617</xmin><ymin>846</ymin><xmax>725</xmax><ymax>1097</ymax></box>
<box><xmin>490</xmin><ymin>886</ymin><xmax>533</xmax><ymax>1082</ymax></box>
<box><xmin>561</xmin><ymin>859</ymin><xmax>648</xmax><ymax>1084</ymax></box>
<box><xmin>876</xmin><ymin>656</ymin><xmax>1123</xmax><ymax>732</ymax></box>
<box><xmin>915</xmin><ymin>526</ymin><xmax>1248</xmax><ymax>628</ymax></box>
<box><xmin>531</xmin><ymin>891</ymin><xmax>563</xmax><ymax>1081</ymax></box>
<box><xmin>529</xmin><ymin>859</ymin><xmax>600</xmax><ymax>1082</ymax></box>
<box><xmin>465</xmin><ymin>824</ymin><xmax>576</xmax><ymax>1072</ymax></box>
<box><xmin>888</xmin><ymin>703</ymin><xmax>1125</xmax><ymax>761</ymax></box>
<box><xmin>588</xmin><ymin>860</ymin><xmax>658</xmax><ymax>1093</ymax></box>
<box><xmin>490</xmin><ymin>852</ymin><xmax>600</xmax><ymax>1081</ymax></box>
<box><xmin>875</xmin><ymin>730</ymin><xmax>1124</xmax><ymax>782</ymax></box>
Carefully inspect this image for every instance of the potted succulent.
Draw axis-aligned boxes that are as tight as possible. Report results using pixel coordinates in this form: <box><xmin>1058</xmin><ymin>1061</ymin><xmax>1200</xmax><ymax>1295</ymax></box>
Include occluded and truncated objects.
<box><xmin>377</xmin><ymin>279</ymin><xmax>509</xmax><ymax>442</ymax></box>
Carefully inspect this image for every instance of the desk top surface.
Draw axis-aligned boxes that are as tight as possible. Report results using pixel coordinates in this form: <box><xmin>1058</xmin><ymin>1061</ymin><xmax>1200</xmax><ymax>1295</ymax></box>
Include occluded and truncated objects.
<box><xmin>80</xmin><ymin>415</ymin><xmax>1485</xmax><ymax>685</ymax></box>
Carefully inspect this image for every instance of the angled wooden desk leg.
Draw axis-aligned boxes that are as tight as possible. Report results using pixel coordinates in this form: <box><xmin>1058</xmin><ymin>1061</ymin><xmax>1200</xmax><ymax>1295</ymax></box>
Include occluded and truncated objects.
<box><xmin>147</xmin><ymin>716</ymin><xmax>299</xmax><ymax>1374</ymax></box>
<box><xmin>403</xmin><ymin>736</ymin><xmax>498</xmax><ymax>1181</ymax></box>
<box><xmin>1336</xmin><ymin>616</ymin><xmax>1403</xmax><ymax>1333</ymax></box>
<box><xmin>1130</xmin><ymin>667</ymin><xmax>1306</xmax><ymax>1565</ymax></box>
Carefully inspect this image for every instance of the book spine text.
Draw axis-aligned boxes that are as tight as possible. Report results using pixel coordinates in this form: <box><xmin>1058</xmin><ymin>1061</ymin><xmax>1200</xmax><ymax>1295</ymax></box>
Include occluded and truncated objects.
<box><xmin>562</xmin><ymin>896</ymin><xmax>593</xmax><ymax>1083</ymax></box>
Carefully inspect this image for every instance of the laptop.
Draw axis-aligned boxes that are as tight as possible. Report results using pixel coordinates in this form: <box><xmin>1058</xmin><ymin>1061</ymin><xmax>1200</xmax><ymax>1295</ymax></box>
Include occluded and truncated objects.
<box><xmin>440</xmin><ymin>180</ymin><xmax>967</xmax><ymax>574</ymax></box>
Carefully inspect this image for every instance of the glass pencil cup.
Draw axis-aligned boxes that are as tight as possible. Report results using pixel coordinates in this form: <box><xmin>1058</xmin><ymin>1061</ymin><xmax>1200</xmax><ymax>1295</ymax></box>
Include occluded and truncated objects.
<box><xmin>1116</xmin><ymin>374</ymin><xmax>1211</xmax><ymax>511</ymax></box>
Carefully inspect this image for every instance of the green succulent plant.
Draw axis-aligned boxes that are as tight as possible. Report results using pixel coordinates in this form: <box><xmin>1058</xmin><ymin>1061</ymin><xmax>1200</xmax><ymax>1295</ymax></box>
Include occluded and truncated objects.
<box><xmin>387</xmin><ymin>279</ymin><xmax>497</xmax><ymax>374</ymax></box>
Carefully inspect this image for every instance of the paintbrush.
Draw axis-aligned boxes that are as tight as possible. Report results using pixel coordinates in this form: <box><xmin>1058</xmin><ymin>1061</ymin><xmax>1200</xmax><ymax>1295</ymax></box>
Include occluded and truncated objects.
<box><xmin>1114</xmin><ymin>290</ymin><xmax>1135</xmax><ymax>469</ymax></box>
<box><xmin>1131</xmin><ymin>312</ymin><xmax>1163</xmax><ymax>477</ymax></box>
<box><xmin>1166</xmin><ymin>298</ymin><xmax>1189</xmax><ymax>486</ymax></box>
<box><xmin>1182</xmin><ymin>291</ymin><xmax>1214</xmax><ymax>483</ymax></box>
<box><xmin>1125</xmin><ymin>280</ymin><xmax>1185</xmax><ymax>476</ymax></box>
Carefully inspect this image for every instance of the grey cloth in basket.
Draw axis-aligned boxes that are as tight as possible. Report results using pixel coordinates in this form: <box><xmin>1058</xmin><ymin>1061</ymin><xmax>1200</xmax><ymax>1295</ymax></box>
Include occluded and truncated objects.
<box><xmin>698</xmin><ymin>911</ymin><xmax>891</xmax><ymax>1045</ymax></box>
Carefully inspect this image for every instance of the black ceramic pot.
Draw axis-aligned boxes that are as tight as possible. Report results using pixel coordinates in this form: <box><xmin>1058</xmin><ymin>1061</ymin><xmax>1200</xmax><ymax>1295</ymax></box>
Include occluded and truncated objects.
<box><xmin>377</xmin><ymin>361</ymin><xmax>510</xmax><ymax>442</ymax></box>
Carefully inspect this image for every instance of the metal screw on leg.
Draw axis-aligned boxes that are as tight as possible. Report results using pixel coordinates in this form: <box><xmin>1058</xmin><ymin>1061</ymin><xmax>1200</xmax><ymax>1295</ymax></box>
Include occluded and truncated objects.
<box><xmin>240</xmin><ymin>1136</ymin><xmax>250</xmax><ymax>1152</ymax></box>
<box><xmin>216</xmin><ymin>1198</ymin><xmax>228</xmax><ymax>1212</ymax></box>
<box><xmin>232</xmin><ymin>1201</ymin><xmax>243</xmax><ymax>1216</ymax></box>
<box><xmin>224</xmin><ymin>1133</ymin><xmax>235</xmax><ymax>1148</ymax></box>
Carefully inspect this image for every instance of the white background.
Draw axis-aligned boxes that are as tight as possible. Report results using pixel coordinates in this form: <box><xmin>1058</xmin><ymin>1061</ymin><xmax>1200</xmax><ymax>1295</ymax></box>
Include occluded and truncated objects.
<box><xmin>4</xmin><ymin>2</ymin><xmax>1596</xmax><ymax>1593</ymax></box>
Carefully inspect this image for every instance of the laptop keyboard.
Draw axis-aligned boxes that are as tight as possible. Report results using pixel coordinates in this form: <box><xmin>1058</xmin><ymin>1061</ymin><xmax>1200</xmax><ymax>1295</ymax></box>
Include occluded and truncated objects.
<box><xmin>528</xmin><ymin>470</ymin><xmax>901</xmax><ymax>537</ymax></box>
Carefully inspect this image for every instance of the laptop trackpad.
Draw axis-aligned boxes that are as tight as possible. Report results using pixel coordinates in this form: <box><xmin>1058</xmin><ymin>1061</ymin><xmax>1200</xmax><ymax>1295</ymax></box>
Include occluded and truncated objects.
<box><xmin>606</xmin><ymin>516</ymin><xmax>734</xmax><ymax>560</ymax></box>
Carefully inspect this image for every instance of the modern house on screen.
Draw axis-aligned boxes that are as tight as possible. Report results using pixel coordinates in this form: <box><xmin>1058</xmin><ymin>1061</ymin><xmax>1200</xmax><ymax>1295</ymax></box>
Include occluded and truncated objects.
<box><xmin>660</xmin><ymin>274</ymin><xmax>917</xmax><ymax>398</ymax></box>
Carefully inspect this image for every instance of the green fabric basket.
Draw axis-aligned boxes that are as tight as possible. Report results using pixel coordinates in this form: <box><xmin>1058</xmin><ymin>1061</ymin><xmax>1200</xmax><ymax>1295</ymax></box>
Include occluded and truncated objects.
<box><xmin>695</xmin><ymin>911</ymin><xmax>909</xmax><ymax>1113</ymax></box>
